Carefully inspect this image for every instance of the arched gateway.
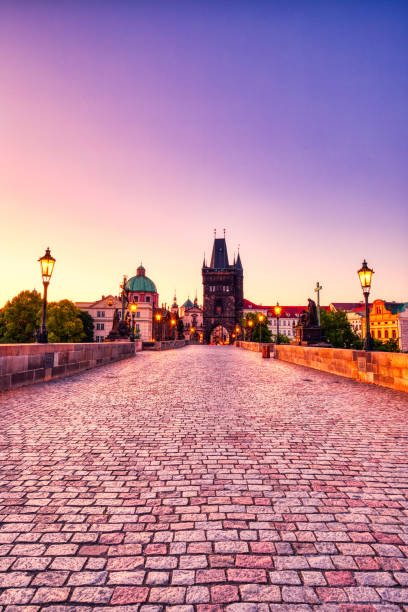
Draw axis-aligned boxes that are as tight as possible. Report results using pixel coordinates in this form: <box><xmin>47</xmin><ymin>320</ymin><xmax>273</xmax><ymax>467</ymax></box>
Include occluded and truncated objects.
<box><xmin>202</xmin><ymin>234</ymin><xmax>243</xmax><ymax>344</ymax></box>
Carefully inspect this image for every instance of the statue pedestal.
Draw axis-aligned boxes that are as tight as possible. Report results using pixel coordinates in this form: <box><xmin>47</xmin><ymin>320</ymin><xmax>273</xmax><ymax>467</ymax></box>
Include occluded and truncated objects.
<box><xmin>296</xmin><ymin>326</ymin><xmax>324</xmax><ymax>345</ymax></box>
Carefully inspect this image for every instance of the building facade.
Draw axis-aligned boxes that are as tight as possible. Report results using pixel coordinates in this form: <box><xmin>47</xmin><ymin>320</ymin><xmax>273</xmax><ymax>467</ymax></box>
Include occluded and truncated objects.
<box><xmin>362</xmin><ymin>299</ymin><xmax>408</xmax><ymax>349</ymax></box>
<box><xmin>202</xmin><ymin>236</ymin><xmax>243</xmax><ymax>343</ymax></box>
<box><xmin>243</xmin><ymin>299</ymin><xmax>304</xmax><ymax>341</ymax></box>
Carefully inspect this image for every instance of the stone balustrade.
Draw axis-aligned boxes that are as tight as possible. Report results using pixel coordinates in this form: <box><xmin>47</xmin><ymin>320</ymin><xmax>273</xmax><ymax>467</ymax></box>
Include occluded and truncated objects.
<box><xmin>236</xmin><ymin>341</ymin><xmax>408</xmax><ymax>393</ymax></box>
<box><xmin>0</xmin><ymin>341</ymin><xmax>137</xmax><ymax>392</ymax></box>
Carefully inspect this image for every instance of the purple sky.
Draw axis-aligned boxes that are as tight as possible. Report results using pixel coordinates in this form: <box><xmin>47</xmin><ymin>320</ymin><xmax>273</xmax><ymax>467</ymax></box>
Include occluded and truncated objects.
<box><xmin>1</xmin><ymin>1</ymin><xmax>407</xmax><ymax>308</ymax></box>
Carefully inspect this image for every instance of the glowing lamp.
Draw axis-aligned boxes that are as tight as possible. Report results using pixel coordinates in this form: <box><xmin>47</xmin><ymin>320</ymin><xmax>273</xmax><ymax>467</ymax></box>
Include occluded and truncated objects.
<box><xmin>258</xmin><ymin>313</ymin><xmax>265</xmax><ymax>323</ymax></box>
<box><xmin>274</xmin><ymin>302</ymin><xmax>282</xmax><ymax>317</ymax></box>
<box><xmin>38</xmin><ymin>247</ymin><xmax>55</xmax><ymax>284</ymax></box>
<box><xmin>171</xmin><ymin>319</ymin><xmax>176</xmax><ymax>326</ymax></box>
<box><xmin>358</xmin><ymin>259</ymin><xmax>374</xmax><ymax>294</ymax></box>
<box><xmin>190</xmin><ymin>327</ymin><xmax>195</xmax><ymax>333</ymax></box>
<box><xmin>247</xmin><ymin>320</ymin><xmax>253</xmax><ymax>327</ymax></box>
<box><xmin>130</xmin><ymin>303</ymin><xmax>138</xmax><ymax>313</ymax></box>
<box><xmin>155</xmin><ymin>313</ymin><xmax>162</xmax><ymax>322</ymax></box>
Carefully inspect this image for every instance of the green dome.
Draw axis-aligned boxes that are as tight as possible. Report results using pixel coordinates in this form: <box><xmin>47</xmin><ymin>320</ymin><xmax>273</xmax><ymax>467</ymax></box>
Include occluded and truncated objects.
<box><xmin>182</xmin><ymin>298</ymin><xmax>194</xmax><ymax>309</ymax></box>
<box><xmin>126</xmin><ymin>265</ymin><xmax>157</xmax><ymax>293</ymax></box>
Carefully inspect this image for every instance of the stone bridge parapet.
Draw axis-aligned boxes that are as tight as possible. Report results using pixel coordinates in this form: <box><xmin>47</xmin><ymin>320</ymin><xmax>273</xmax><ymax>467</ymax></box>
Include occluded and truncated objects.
<box><xmin>236</xmin><ymin>341</ymin><xmax>408</xmax><ymax>393</ymax></box>
<box><xmin>0</xmin><ymin>341</ymin><xmax>138</xmax><ymax>392</ymax></box>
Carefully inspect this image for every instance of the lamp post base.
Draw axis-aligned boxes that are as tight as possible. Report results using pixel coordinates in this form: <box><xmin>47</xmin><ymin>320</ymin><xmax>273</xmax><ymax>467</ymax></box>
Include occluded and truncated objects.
<box><xmin>37</xmin><ymin>329</ymin><xmax>48</xmax><ymax>344</ymax></box>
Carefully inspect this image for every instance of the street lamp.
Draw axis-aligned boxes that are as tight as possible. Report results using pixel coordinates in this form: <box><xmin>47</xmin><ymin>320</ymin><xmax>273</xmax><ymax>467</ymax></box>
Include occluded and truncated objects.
<box><xmin>358</xmin><ymin>259</ymin><xmax>374</xmax><ymax>351</ymax></box>
<box><xmin>155</xmin><ymin>312</ymin><xmax>162</xmax><ymax>341</ymax></box>
<box><xmin>38</xmin><ymin>247</ymin><xmax>56</xmax><ymax>343</ymax></box>
<box><xmin>171</xmin><ymin>318</ymin><xmax>176</xmax><ymax>340</ymax></box>
<box><xmin>235</xmin><ymin>325</ymin><xmax>240</xmax><ymax>341</ymax></box>
<box><xmin>258</xmin><ymin>313</ymin><xmax>265</xmax><ymax>345</ymax></box>
<box><xmin>274</xmin><ymin>302</ymin><xmax>282</xmax><ymax>344</ymax></box>
<box><xmin>247</xmin><ymin>318</ymin><xmax>253</xmax><ymax>341</ymax></box>
<box><xmin>129</xmin><ymin>303</ymin><xmax>138</xmax><ymax>341</ymax></box>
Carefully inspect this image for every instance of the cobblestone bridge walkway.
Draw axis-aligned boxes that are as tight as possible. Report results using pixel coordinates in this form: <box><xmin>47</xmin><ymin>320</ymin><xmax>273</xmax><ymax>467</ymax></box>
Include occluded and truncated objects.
<box><xmin>1</xmin><ymin>346</ymin><xmax>408</xmax><ymax>611</ymax></box>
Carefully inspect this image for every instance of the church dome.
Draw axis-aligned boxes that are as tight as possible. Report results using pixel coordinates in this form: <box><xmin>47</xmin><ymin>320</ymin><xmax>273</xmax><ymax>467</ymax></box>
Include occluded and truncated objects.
<box><xmin>182</xmin><ymin>298</ymin><xmax>194</xmax><ymax>309</ymax></box>
<box><xmin>126</xmin><ymin>265</ymin><xmax>157</xmax><ymax>293</ymax></box>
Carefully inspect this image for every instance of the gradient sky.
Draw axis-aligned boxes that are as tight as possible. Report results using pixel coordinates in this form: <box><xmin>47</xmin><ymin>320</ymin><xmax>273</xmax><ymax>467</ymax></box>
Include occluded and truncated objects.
<box><xmin>1</xmin><ymin>0</ymin><xmax>407</xmax><ymax>309</ymax></box>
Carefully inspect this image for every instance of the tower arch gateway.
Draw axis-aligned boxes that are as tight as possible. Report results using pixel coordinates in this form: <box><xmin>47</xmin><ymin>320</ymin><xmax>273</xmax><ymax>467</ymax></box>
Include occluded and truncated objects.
<box><xmin>202</xmin><ymin>235</ymin><xmax>243</xmax><ymax>343</ymax></box>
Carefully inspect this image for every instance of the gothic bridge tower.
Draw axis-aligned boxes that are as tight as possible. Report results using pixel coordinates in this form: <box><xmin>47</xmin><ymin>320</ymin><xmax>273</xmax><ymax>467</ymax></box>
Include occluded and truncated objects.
<box><xmin>202</xmin><ymin>234</ymin><xmax>243</xmax><ymax>343</ymax></box>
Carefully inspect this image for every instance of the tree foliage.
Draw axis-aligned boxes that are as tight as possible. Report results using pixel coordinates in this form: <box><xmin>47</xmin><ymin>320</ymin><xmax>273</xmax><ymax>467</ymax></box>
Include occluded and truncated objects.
<box><xmin>0</xmin><ymin>292</ymin><xmax>87</xmax><ymax>344</ymax></box>
<box><xmin>47</xmin><ymin>300</ymin><xmax>85</xmax><ymax>343</ymax></box>
<box><xmin>0</xmin><ymin>290</ymin><xmax>42</xmax><ymax>343</ymax></box>
<box><xmin>78</xmin><ymin>310</ymin><xmax>94</xmax><ymax>342</ymax></box>
<box><xmin>372</xmin><ymin>337</ymin><xmax>400</xmax><ymax>353</ymax></box>
<box><xmin>320</xmin><ymin>309</ymin><xmax>361</xmax><ymax>348</ymax></box>
<box><xmin>241</xmin><ymin>312</ymin><xmax>272</xmax><ymax>343</ymax></box>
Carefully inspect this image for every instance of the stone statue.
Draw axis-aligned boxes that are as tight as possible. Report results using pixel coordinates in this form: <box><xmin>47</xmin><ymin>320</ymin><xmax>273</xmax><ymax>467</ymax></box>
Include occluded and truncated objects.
<box><xmin>307</xmin><ymin>298</ymin><xmax>319</xmax><ymax>327</ymax></box>
<box><xmin>296</xmin><ymin>298</ymin><xmax>325</xmax><ymax>345</ymax></box>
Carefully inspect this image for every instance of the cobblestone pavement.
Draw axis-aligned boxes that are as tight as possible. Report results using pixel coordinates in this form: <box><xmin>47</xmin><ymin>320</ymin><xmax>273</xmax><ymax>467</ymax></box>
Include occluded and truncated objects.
<box><xmin>1</xmin><ymin>346</ymin><xmax>408</xmax><ymax>612</ymax></box>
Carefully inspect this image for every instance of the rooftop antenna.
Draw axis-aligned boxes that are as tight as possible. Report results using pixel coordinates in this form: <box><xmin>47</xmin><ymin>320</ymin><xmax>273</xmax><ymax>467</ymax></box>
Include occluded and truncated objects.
<box><xmin>223</xmin><ymin>228</ymin><xmax>226</xmax><ymax>238</ymax></box>
<box><xmin>214</xmin><ymin>228</ymin><xmax>216</xmax><ymax>238</ymax></box>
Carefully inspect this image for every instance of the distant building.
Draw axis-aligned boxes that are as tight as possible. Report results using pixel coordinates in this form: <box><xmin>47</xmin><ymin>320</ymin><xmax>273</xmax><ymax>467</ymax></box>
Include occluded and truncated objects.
<box><xmin>126</xmin><ymin>264</ymin><xmax>159</xmax><ymax>307</ymax></box>
<box><xmin>75</xmin><ymin>295</ymin><xmax>122</xmax><ymax>343</ymax></box>
<box><xmin>243</xmin><ymin>299</ymin><xmax>305</xmax><ymax>341</ymax></box>
<box><xmin>202</xmin><ymin>235</ymin><xmax>243</xmax><ymax>343</ymax></box>
<box><xmin>181</xmin><ymin>296</ymin><xmax>203</xmax><ymax>342</ymax></box>
<box><xmin>76</xmin><ymin>265</ymin><xmax>158</xmax><ymax>343</ymax></box>
<box><xmin>362</xmin><ymin>299</ymin><xmax>408</xmax><ymax>350</ymax></box>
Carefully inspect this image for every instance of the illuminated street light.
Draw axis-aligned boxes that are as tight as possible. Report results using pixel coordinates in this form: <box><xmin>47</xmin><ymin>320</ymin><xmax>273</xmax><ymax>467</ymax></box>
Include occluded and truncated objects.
<box><xmin>129</xmin><ymin>303</ymin><xmax>138</xmax><ymax>342</ymax></box>
<box><xmin>38</xmin><ymin>247</ymin><xmax>56</xmax><ymax>343</ymax></box>
<box><xmin>274</xmin><ymin>302</ymin><xmax>282</xmax><ymax>344</ymax></box>
<box><xmin>358</xmin><ymin>259</ymin><xmax>374</xmax><ymax>351</ymax></box>
<box><xmin>258</xmin><ymin>313</ymin><xmax>265</xmax><ymax>344</ymax></box>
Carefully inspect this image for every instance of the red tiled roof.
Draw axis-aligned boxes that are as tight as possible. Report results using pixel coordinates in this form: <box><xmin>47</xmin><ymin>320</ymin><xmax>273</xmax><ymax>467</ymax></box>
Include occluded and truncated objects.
<box><xmin>330</xmin><ymin>302</ymin><xmax>365</xmax><ymax>312</ymax></box>
<box><xmin>243</xmin><ymin>299</ymin><xmax>306</xmax><ymax>317</ymax></box>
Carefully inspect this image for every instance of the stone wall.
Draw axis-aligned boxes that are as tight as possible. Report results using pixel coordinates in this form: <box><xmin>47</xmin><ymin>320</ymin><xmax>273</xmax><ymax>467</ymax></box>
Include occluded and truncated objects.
<box><xmin>154</xmin><ymin>339</ymin><xmax>187</xmax><ymax>351</ymax></box>
<box><xmin>236</xmin><ymin>341</ymin><xmax>408</xmax><ymax>394</ymax></box>
<box><xmin>0</xmin><ymin>342</ymin><xmax>136</xmax><ymax>392</ymax></box>
<box><xmin>236</xmin><ymin>341</ymin><xmax>273</xmax><ymax>353</ymax></box>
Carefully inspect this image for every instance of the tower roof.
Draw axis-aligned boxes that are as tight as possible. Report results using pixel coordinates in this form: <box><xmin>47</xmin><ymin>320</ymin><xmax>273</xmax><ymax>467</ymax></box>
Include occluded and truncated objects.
<box><xmin>210</xmin><ymin>238</ymin><xmax>229</xmax><ymax>269</ymax></box>
<box><xmin>126</xmin><ymin>266</ymin><xmax>157</xmax><ymax>293</ymax></box>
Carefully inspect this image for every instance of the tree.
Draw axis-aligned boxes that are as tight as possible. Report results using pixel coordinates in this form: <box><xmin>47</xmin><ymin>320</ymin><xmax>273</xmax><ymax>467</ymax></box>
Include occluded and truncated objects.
<box><xmin>0</xmin><ymin>290</ymin><xmax>42</xmax><ymax>343</ymax></box>
<box><xmin>372</xmin><ymin>337</ymin><xmax>400</xmax><ymax>353</ymax></box>
<box><xmin>47</xmin><ymin>300</ymin><xmax>85</xmax><ymax>343</ymax></box>
<box><xmin>273</xmin><ymin>333</ymin><xmax>291</xmax><ymax>344</ymax></box>
<box><xmin>177</xmin><ymin>318</ymin><xmax>184</xmax><ymax>340</ymax></box>
<box><xmin>320</xmin><ymin>309</ymin><xmax>360</xmax><ymax>348</ymax></box>
<box><xmin>78</xmin><ymin>310</ymin><xmax>94</xmax><ymax>342</ymax></box>
<box><xmin>241</xmin><ymin>312</ymin><xmax>272</xmax><ymax>343</ymax></box>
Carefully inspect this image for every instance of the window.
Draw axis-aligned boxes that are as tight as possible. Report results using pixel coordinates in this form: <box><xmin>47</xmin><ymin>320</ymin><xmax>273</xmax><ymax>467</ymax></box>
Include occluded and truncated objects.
<box><xmin>146</xmin><ymin>296</ymin><xmax>150</xmax><ymax>303</ymax></box>
<box><xmin>134</xmin><ymin>296</ymin><xmax>139</xmax><ymax>302</ymax></box>
<box><xmin>101</xmin><ymin>311</ymin><xmax>105</xmax><ymax>317</ymax></box>
<box><xmin>385</xmin><ymin>330</ymin><xmax>389</xmax><ymax>338</ymax></box>
<box><xmin>376</xmin><ymin>306</ymin><xmax>381</xmax><ymax>314</ymax></box>
<box><xmin>96</xmin><ymin>323</ymin><xmax>105</xmax><ymax>330</ymax></box>
<box><xmin>136</xmin><ymin>324</ymin><xmax>140</xmax><ymax>331</ymax></box>
<box><xmin>392</xmin><ymin>330</ymin><xmax>396</xmax><ymax>338</ymax></box>
<box><xmin>97</xmin><ymin>311</ymin><xmax>100</xmax><ymax>317</ymax></box>
<box><xmin>136</xmin><ymin>312</ymin><xmax>140</xmax><ymax>318</ymax></box>
<box><xmin>378</xmin><ymin>330</ymin><xmax>381</xmax><ymax>338</ymax></box>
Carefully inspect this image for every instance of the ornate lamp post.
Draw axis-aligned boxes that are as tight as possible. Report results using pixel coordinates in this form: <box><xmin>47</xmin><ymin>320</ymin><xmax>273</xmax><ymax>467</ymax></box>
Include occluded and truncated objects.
<box><xmin>258</xmin><ymin>313</ymin><xmax>265</xmax><ymax>345</ymax></box>
<box><xmin>247</xmin><ymin>318</ymin><xmax>253</xmax><ymax>341</ymax></box>
<box><xmin>129</xmin><ymin>303</ymin><xmax>138</xmax><ymax>341</ymax></box>
<box><xmin>235</xmin><ymin>325</ymin><xmax>240</xmax><ymax>341</ymax></box>
<box><xmin>358</xmin><ymin>259</ymin><xmax>374</xmax><ymax>351</ymax></box>
<box><xmin>171</xmin><ymin>318</ymin><xmax>176</xmax><ymax>340</ymax></box>
<box><xmin>155</xmin><ymin>312</ymin><xmax>162</xmax><ymax>341</ymax></box>
<box><xmin>38</xmin><ymin>247</ymin><xmax>56</xmax><ymax>343</ymax></box>
<box><xmin>314</xmin><ymin>281</ymin><xmax>322</xmax><ymax>326</ymax></box>
<box><xmin>274</xmin><ymin>302</ymin><xmax>282</xmax><ymax>344</ymax></box>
